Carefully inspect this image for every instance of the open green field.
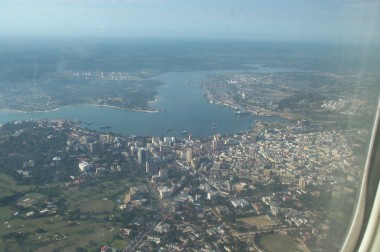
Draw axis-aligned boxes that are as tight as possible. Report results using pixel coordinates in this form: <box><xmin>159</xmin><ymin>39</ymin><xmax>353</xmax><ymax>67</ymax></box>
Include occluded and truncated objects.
<box><xmin>237</xmin><ymin>215</ymin><xmax>275</xmax><ymax>226</ymax></box>
<box><xmin>257</xmin><ymin>233</ymin><xmax>301</xmax><ymax>252</ymax></box>
<box><xmin>78</xmin><ymin>199</ymin><xmax>115</xmax><ymax>213</ymax></box>
<box><xmin>0</xmin><ymin>173</ymin><xmax>33</xmax><ymax>195</ymax></box>
<box><xmin>0</xmin><ymin>173</ymin><xmax>143</xmax><ymax>251</ymax></box>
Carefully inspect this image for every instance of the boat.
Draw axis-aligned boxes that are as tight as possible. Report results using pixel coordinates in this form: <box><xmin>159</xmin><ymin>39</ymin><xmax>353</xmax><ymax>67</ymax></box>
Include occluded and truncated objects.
<box><xmin>166</xmin><ymin>128</ymin><xmax>172</xmax><ymax>132</ymax></box>
<box><xmin>100</xmin><ymin>126</ymin><xmax>112</xmax><ymax>129</ymax></box>
<box><xmin>182</xmin><ymin>130</ymin><xmax>188</xmax><ymax>134</ymax></box>
<box><xmin>235</xmin><ymin>110</ymin><xmax>251</xmax><ymax>115</ymax></box>
<box><xmin>81</xmin><ymin>120</ymin><xmax>92</xmax><ymax>125</ymax></box>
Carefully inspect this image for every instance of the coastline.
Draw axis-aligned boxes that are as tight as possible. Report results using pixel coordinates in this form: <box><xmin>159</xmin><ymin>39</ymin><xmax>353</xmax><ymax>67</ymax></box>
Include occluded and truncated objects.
<box><xmin>0</xmin><ymin>103</ymin><xmax>160</xmax><ymax>114</ymax></box>
<box><xmin>0</xmin><ymin>107</ymin><xmax>62</xmax><ymax>113</ymax></box>
<box><xmin>94</xmin><ymin>104</ymin><xmax>159</xmax><ymax>113</ymax></box>
<box><xmin>0</xmin><ymin>70</ymin><xmax>266</xmax><ymax>137</ymax></box>
<box><xmin>147</xmin><ymin>97</ymin><xmax>159</xmax><ymax>104</ymax></box>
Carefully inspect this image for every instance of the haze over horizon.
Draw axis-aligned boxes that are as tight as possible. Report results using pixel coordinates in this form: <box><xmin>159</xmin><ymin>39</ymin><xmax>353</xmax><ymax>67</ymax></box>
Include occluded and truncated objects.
<box><xmin>0</xmin><ymin>0</ymin><xmax>379</xmax><ymax>44</ymax></box>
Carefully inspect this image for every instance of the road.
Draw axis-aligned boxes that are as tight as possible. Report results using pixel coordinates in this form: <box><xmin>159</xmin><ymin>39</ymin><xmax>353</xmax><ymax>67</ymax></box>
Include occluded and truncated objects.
<box><xmin>123</xmin><ymin>180</ymin><xmax>165</xmax><ymax>252</ymax></box>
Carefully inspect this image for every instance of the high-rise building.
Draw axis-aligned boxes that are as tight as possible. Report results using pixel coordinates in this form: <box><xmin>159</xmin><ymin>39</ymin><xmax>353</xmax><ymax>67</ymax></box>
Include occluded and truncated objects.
<box><xmin>138</xmin><ymin>147</ymin><xmax>148</xmax><ymax>164</ymax></box>
<box><xmin>130</xmin><ymin>146</ymin><xmax>138</xmax><ymax>156</ymax></box>
<box><xmin>214</xmin><ymin>134</ymin><xmax>221</xmax><ymax>141</ymax></box>
<box><xmin>299</xmin><ymin>178</ymin><xmax>307</xmax><ymax>189</ymax></box>
<box><xmin>145</xmin><ymin>162</ymin><xmax>150</xmax><ymax>174</ymax></box>
<box><xmin>186</xmin><ymin>148</ymin><xmax>193</xmax><ymax>163</ymax></box>
<box><xmin>212</xmin><ymin>140</ymin><xmax>222</xmax><ymax>150</ymax></box>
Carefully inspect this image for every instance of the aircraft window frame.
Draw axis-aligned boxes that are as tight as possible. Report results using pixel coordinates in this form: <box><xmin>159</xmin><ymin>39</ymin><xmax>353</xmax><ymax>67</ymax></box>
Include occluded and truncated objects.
<box><xmin>341</xmin><ymin>99</ymin><xmax>380</xmax><ymax>252</ymax></box>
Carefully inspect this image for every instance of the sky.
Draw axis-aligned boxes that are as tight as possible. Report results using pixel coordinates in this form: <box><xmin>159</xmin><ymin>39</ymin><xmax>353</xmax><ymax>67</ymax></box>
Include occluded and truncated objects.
<box><xmin>0</xmin><ymin>0</ymin><xmax>379</xmax><ymax>43</ymax></box>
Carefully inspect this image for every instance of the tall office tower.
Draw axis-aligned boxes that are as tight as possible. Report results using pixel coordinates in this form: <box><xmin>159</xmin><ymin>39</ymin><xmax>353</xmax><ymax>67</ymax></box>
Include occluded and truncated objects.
<box><xmin>186</xmin><ymin>148</ymin><xmax>193</xmax><ymax>163</ymax></box>
<box><xmin>212</xmin><ymin>140</ymin><xmax>222</xmax><ymax>150</ymax></box>
<box><xmin>145</xmin><ymin>162</ymin><xmax>150</xmax><ymax>174</ymax></box>
<box><xmin>138</xmin><ymin>147</ymin><xmax>148</xmax><ymax>164</ymax></box>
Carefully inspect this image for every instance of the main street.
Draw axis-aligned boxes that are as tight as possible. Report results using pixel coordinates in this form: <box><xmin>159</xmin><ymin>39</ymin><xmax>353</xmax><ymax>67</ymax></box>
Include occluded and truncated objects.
<box><xmin>123</xmin><ymin>179</ymin><xmax>166</xmax><ymax>252</ymax></box>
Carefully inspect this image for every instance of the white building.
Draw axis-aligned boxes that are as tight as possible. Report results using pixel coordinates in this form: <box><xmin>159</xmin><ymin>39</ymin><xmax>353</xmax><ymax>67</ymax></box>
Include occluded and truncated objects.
<box><xmin>157</xmin><ymin>186</ymin><xmax>173</xmax><ymax>199</ymax></box>
<box><xmin>79</xmin><ymin>161</ymin><xmax>91</xmax><ymax>172</ymax></box>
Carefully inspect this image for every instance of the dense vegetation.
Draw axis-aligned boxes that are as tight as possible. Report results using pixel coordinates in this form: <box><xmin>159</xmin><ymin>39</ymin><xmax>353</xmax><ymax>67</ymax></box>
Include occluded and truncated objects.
<box><xmin>0</xmin><ymin>122</ymin><xmax>76</xmax><ymax>184</ymax></box>
<box><xmin>277</xmin><ymin>92</ymin><xmax>325</xmax><ymax>112</ymax></box>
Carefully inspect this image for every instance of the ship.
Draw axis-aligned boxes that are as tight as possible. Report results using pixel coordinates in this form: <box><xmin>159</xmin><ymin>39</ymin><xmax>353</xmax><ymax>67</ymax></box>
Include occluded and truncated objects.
<box><xmin>80</xmin><ymin>120</ymin><xmax>92</xmax><ymax>125</ymax></box>
<box><xmin>100</xmin><ymin>126</ymin><xmax>112</xmax><ymax>129</ymax></box>
<box><xmin>235</xmin><ymin>110</ymin><xmax>251</xmax><ymax>115</ymax></box>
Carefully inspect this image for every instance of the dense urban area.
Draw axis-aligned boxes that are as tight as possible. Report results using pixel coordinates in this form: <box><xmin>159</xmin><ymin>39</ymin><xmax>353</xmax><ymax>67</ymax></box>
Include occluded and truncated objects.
<box><xmin>0</xmin><ymin>89</ymin><xmax>372</xmax><ymax>252</ymax></box>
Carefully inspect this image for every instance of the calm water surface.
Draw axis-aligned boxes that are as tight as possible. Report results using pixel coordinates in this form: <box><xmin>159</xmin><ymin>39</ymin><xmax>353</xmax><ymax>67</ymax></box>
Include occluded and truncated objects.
<box><xmin>0</xmin><ymin>70</ymin><xmax>286</xmax><ymax>137</ymax></box>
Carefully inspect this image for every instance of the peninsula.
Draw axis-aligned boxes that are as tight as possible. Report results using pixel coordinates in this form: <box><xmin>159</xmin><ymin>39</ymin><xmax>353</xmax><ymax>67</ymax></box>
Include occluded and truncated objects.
<box><xmin>0</xmin><ymin>71</ymin><xmax>160</xmax><ymax>112</ymax></box>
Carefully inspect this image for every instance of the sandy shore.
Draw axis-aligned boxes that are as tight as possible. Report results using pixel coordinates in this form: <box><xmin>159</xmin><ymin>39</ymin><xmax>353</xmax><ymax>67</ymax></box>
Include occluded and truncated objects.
<box><xmin>93</xmin><ymin>104</ymin><xmax>159</xmax><ymax>113</ymax></box>
<box><xmin>0</xmin><ymin>107</ymin><xmax>61</xmax><ymax>113</ymax></box>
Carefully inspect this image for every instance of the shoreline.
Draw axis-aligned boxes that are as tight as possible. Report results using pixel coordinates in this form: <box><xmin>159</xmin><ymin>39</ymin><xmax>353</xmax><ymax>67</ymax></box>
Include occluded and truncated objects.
<box><xmin>147</xmin><ymin>97</ymin><xmax>159</xmax><ymax>104</ymax></box>
<box><xmin>0</xmin><ymin>107</ymin><xmax>62</xmax><ymax>113</ymax></box>
<box><xmin>0</xmin><ymin>103</ymin><xmax>160</xmax><ymax>114</ymax></box>
<box><xmin>93</xmin><ymin>104</ymin><xmax>159</xmax><ymax>113</ymax></box>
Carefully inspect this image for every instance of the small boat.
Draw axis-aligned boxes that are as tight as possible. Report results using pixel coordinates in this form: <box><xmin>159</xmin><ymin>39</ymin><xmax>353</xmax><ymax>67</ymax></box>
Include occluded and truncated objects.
<box><xmin>182</xmin><ymin>130</ymin><xmax>188</xmax><ymax>134</ymax></box>
<box><xmin>100</xmin><ymin>126</ymin><xmax>111</xmax><ymax>129</ymax></box>
<box><xmin>235</xmin><ymin>110</ymin><xmax>250</xmax><ymax>115</ymax></box>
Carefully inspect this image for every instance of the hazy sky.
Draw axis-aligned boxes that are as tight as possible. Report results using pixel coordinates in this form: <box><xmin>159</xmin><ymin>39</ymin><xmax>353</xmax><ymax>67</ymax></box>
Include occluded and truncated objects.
<box><xmin>1</xmin><ymin>0</ymin><xmax>379</xmax><ymax>43</ymax></box>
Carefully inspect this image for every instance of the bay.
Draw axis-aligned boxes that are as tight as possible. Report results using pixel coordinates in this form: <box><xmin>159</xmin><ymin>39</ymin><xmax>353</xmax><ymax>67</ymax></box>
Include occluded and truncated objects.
<box><xmin>0</xmin><ymin>69</ymin><xmax>286</xmax><ymax>138</ymax></box>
